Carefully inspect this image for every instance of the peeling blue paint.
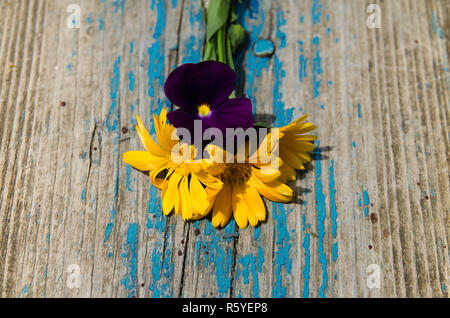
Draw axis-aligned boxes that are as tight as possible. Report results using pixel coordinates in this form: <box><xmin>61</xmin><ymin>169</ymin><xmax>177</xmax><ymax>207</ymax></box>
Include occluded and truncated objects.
<box><xmin>121</xmin><ymin>223</ymin><xmax>138</xmax><ymax>298</ymax></box>
<box><xmin>302</xmin><ymin>233</ymin><xmax>310</xmax><ymax>298</ymax></box>
<box><xmin>183</xmin><ymin>36</ymin><xmax>203</xmax><ymax>64</ymax></box>
<box><xmin>112</xmin><ymin>0</ymin><xmax>125</xmax><ymax>16</ymax></box>
<box><xmin>125</xmin><ymin>165</ymin><xmax>135</xmax><ymax>192</ymax></box>
<box><xmin>432</xmin><ymin>12</ymin><xmax>437</xmax><ymax>33</ymax></box>
<box><xmin>99</xmin><ymin>14</ymin><xmax>104</xmax><ymax>31</ymax></box>
<box><xmin>202</xmin><ymin>221</ymin><xmax>235</xmax><ymax>297</ymax></box>
<box><xmin>329</xmin><ymin>160</ymin><xmax>338</xmax><ymax>263</ymax></box>
<box><xmin>104</xmin><ymin>222</ymin><xmax>114</xmax><ymax>242</ymax></box>
<box><xmin>236</xmin><ymin>254</ymin><xmax>259</xmax><ymax>297</ymax></box>
<box><xmin>312</xmin><ymin>0</ymin><xmax>322</xmax><ymax>25</ymax></box>
<box><xmin>363</xmin><ymin>190</ymin><xmax>370</xmax><ymax>216</ymax></box>
<box><xmin>314</xmin><ymin>141</ymin><xmax>328</xmax><ymax>298</ymax></box>
<box><xmin>298</xmin><ymin>41</ymin><xmax>308</xmax><ymax>83</ymax></box>
<box><xmin>237</xmin><ymin>0</ymin><xmax>270</xmax><ymax>113</ymax></box>
<box><xmin>253</xmin><ymin>39</ymin><xmax>275</xmax><ymax>57</ymax></box>
<box><xmin>271</xmin><ymin>5</ymin><xmax>293</xmax><ymax>298</ymax></box>
<box><xmin>147</xmin><ymin>0</ymin><xmax>167</xmax><ymax>113</ymax></box>
<box><xmin>106</xmin><ymin>56</ymin><xmax>121</xmax><ymax>132</ymax></box>
<box><xmin>332</xmin><ymin>242</ymin><xmax>338</xmax><ymax>262</ymax></box>
<box><xmin>312</xmin><ymin>36</ymin><xmax>322</xmax><ymax>98</ymax></box>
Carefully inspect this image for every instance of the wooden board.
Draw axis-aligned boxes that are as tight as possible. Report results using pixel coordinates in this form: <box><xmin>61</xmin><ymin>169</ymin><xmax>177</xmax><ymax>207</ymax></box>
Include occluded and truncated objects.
<box><xmin>0</xmin><ymin>0</ymin><xmax>448</xmax><ymax>298</ymax></box>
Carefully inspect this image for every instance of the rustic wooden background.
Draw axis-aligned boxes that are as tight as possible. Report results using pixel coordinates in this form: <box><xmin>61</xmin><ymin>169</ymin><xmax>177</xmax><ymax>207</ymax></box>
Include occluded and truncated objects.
<box><xmin>0</xmin><ymin>0</ymin><xmax>448</xmax><ymax>298</ymax></box>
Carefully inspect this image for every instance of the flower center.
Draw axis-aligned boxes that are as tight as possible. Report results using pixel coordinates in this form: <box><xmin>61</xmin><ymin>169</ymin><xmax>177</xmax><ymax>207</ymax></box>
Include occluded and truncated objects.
<box><xmin>197</xmin><ymin>103</ymin><xmax>211</xmax><ymax>118</ymax></box>
<box><xmin>222</xmin><ymin>163</ymin><xmax>252</xmax><ymax>185</ymax></box>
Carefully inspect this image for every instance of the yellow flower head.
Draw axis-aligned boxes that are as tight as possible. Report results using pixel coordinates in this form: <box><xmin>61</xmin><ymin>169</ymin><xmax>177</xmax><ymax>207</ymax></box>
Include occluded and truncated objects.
<box><xmin>211</xmin><ymin>133</ymin><xmax>293</xmax><ymax>229</ymax></box>
<box><xmin>123</xmin><ymin>108</ymin><xmax>317</xmax><ymax>230</ymax></box>
<box><xmin>278</xmin><ymin>115</ymin><xmax>317</xmax><ymax>182</ymax></box>
<box><xmin>123</xmin><ymin>108</ymin><xmax>223</xmax><ymax>221</ymax></box>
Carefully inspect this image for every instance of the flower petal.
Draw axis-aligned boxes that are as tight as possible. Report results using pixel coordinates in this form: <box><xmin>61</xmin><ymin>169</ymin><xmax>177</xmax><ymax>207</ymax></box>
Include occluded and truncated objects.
<box><xmin>207</xmin><ymin>97</ymin><xmax>253</xmax><ymax>132</ymax></box>
<box><xmin>123</xmin><ymin>151</ymin><xmax>154</xmax><ymax>171</ymax></box>
<box><xmin>190</xmin><ymin>175</ymin><xmax>209</xmax><ymax>215</ymax></box>
<box><xmin>231</xmin><ymin>183</ymin><xmax>249</xmax><ymax>229</ymax></box>
<box><xmin>212</xmin><ymin>184</ymin><xmax>232</xmax><ymax>228</ymax></box>
<box><xmin>250</xmin><ymin>174</ymin><xmax>293</xmax><ymax>203</ymax></box>
<box><xmin>243</xmin><ymin>182</ymin><xmax>266</xmax><ymax>222</ymax></box>
<box><xmin>162</xmin><ymin>172</ymin><xmax>182</xmax><ymax>215</ymax></box>
<box><xmin>241</xmin><ymin>182</ymin><xmax>259</xmax><ymax>226</ymax></box>
<box><xmin>164</xmin><ymin>61</ymin><xmax>236</xmax><ymax>110</ymax></box>
<box><xmin>180</xmin><ymin>176</ymin><xmax>193</xmax><ymax>220</ymax></box>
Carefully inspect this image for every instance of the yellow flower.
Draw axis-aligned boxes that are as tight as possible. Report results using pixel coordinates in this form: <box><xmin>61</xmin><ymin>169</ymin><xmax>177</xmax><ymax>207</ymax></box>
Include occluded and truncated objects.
<box><xmin>211</xmin><ymin>134</ymin><xmax>293</xmax><ymax>229</ymax></box>
<box><xmin>123</xmin><ymin>108</ymin><xmax>223</xmax><ymax>221</ymax></box>
<box><xmin>279</xmin><ymin>115</ymin><xmax>317</xmax><ymax>182</ymax></box>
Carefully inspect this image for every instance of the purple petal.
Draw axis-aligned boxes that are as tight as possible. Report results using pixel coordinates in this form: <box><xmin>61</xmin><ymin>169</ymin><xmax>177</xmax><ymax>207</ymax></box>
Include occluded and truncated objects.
<box><xmin>167</xmin><ymin>108</ymin><xmax>197</xmax><ymax>141</ymax></box>
<box><xmin>164</xmin><ymin>61</ymin><xmax>236</xmax><ymax>110</ymax></box>
<box><xmin>207</xmin><ymin>97</ymin><xmax>254</xmax><ymax>132</ymax></box>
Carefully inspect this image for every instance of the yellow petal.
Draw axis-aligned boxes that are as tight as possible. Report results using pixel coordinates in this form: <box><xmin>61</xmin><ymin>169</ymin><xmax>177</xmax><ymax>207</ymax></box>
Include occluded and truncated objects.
<box><xmin>297</xmin><ymin>152</ymin><xmax>312</xmax><ymax>164</ymax></box>
<box><xmin>123</xmin><ymin>151</ymin><xmax>154</xmax><ymax>171</ymax></box>
<box><xmin>136</xmin><ymin>116</ymin><xmax>167</xmax><ymax>157</ymax></box>
<box><xmin>280</xmin><ymin>163</ymin><xmax>297</xmax><ymax>182</ymax></box>
<box><xmin>279</xmin><ymin>115</ymin><xmax>309</xmax><ymax>132</ymax></box>
<box><xmin>282</xmin><ymin>137</ymin><xmax>315</xmax><ymax>152</ymax></box>
<box><xmin>291</xmin><ymin>135</ymin><xmax>318</xmax><ymax>142</ymax></box>
<box><xmin>280</xmin><ymin>148</ymin><xmax>305</xmax><ymax>170</ymax></box>
<box><xmin>296</xmin><ymin>122</ymin><xmax>317</xmax><ymax>134</ymax></box>
<box><xmin>193</xmin><ymin>169</ymin><xmax>223</xmax><ymax>190</ymax></box>
<box><xmin>212</xmin><ymin>184</ymin><xmax>232</xmax><ymax>228</ymax></box>
<box><xmin>189</xmin><ymin>175</ymin><xmax>209</xmax><ymax>216</ymax></box>
<box><xmin>162</xmin><ymin>172</ymin><xmax>181</xmax><ymax>215</ymax></box>
<box><xmin>150</xmin><ymin>165</ymin><xmax>170</xmax><ymax>189</ymax></box>
<box><xmin>241</xmin><ymin>183</ymin><xmax>259</xmax><ymax>226</ymax></box>
<box><xmin>251</xmin><ymin>166</ymin><xmax>281</xmax><ymax>183</ymax></box>
<box><xmin>250</xmin><ymin>175</ymin><xmax>293</xmax><ymax>203</ymax></box>
<box><xmin>232</xmin><ymin>183</ymin><xmax>249</xmax><ymax>229</ymax></box>
<box><xmin>243</xmin><ymin>182</ymin><xmax>266</xmax><ymax>222</ymax></box>
<box><xmin>179</xmin><ymin>176</ymin><xmax>192</xmax><ymax>220</ymax></box>
<box><xmin>153</xmin><ymin>113</ymin><xmax>170</xmax><ymax>151</ymax></box>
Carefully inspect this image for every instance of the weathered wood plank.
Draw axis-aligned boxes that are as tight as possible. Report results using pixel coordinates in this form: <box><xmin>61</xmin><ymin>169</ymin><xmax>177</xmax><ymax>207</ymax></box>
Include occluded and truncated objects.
<box><xmin>0</xmin><ymin>0</ymin><xmax>448</xmax><ymax>298</ymax></box>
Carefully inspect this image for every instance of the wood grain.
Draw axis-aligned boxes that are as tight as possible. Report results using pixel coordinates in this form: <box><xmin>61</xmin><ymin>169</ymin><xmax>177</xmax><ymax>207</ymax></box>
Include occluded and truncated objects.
<box><xmin>0</xmin><ymin>0</ymin><xmax>448</xmax><ymax>298</ymax></box>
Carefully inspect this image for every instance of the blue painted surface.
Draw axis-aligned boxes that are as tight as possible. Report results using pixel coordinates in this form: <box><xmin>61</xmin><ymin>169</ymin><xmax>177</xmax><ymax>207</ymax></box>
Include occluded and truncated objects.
<box><xmin>312</xmin><ymin>37</ymin><xmax>322</xmax><ymax>98</ymax></box>
<box><xmin>253</xmin><ymin>39</ymin><xmax>275</xmax><ymax>57</ymax></box>
<box><xmin>121</xmin><ymin>223</ymin><xmax>138</xmax><ymax>298</ymax></box>
<box><xmin>363</xmin><ymin>190</ymin><xmax>370</xmax><ymax>217</ymax></box>
<box><xmin>432</xmin><ymin>12</ymin><xmax>437</xmax><ymax>33</ymax></box>
<box><xmin>104</xmin><ymin>222</ymin><xmax>114</xmax><ymax>242</ymax></box>
<box><xmin>236</xmin><ymin>254</ymin><xmax>259</xmax><ymax>297</ymax></box>
<box><xmin>329</xmin><ymin>160</ymin><xmax>338</xmax><ymax>263</ymax></box>
<box><xmin>302</xmin><ymin>205</ymin><xmax>311</xmax><ymax>298</ymax></box>
<box><xmin>313</xmin><ymin>141</ymin><xmax>328</xmax><ymax>298</ymax></box>
<box><xmin>271</xmin><ymin>5</ymin><xmax>294</xmax><ymax>298</ymax></box>
<box><xmin>298</xmin><ymin>41</ymin><xmax>308</xmax><ymax>83</ymax></box>
<box><xmin>237</xmin><ymin>0</ymin><xmax>270</xmax><ymax>113</ymax></box>
<box><xmin>312</xmin><ymin>0</ymin><xmax>322</xmax><ymax>25</ymax></box>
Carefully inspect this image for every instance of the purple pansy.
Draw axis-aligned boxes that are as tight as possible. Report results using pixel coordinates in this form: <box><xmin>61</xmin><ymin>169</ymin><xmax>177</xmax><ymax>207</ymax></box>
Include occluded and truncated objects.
<box><xmin>164</xmin><ymin>61</ymin><xmax>253</xmax><ymax>144</ymax></box>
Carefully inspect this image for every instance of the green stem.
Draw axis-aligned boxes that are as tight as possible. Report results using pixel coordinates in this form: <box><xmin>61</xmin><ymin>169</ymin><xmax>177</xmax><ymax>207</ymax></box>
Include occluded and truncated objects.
<box><xmin>216</xmin><ymin>28</ymin><xmax>226</xmax><ymax>63</ymax></box>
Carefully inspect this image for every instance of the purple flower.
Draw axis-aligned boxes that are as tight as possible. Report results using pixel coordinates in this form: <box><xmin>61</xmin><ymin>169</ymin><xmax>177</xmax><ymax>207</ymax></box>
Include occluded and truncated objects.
<box><xmin>164</xmin><ymin>61</ymin><xmax>253</xmax><ymax>144</ymax></box>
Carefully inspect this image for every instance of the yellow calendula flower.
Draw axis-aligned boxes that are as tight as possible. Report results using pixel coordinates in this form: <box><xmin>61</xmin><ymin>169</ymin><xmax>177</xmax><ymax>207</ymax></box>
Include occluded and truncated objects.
<box><xmin>211</xmin><ymin>134</ymin><xmax>293</xmax><ymax>229</ymax></box>
<box><xmin>278</xmin><ymin>115</ymin><xmax>318</xmax><ymax>182</ymax></box>
<box><xmin>123</xmin><ymin>108</ymin><xmax>223</xmax><ymax>221</ymax></box>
